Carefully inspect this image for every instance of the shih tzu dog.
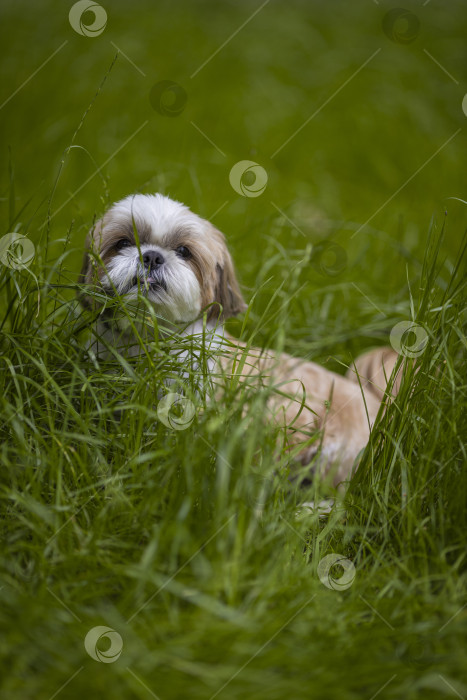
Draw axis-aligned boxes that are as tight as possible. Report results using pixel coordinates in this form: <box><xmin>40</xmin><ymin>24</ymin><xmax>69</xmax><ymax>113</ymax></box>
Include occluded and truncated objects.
<box><xmin>80</xmin><ymin>193</ymin><xmax>400</xmax><ymax>486</ymax></box>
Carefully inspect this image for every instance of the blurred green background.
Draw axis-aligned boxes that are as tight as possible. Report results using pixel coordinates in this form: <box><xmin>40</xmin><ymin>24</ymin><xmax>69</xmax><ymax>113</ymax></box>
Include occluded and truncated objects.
<box><xmin>1</xmin><ymin>0</ymin><xmax>466</xmax><ymax>359</ymax></box>
<box><xmin>1</xmin><ymin>2</ymin><xmax>467</xmax><ymax>699</ymax></box>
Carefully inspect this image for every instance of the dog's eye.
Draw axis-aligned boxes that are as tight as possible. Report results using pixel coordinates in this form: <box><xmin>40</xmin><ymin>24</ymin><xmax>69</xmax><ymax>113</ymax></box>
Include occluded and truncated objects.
<box><xmin>115</xmin><ymin>239</ymin><xmax>132</xmax><ymax>250</ymax></box>
<box><xmin>176</xmin><ymin>245</ymin><xmax>191</xmax><ymax>259</ymax></box>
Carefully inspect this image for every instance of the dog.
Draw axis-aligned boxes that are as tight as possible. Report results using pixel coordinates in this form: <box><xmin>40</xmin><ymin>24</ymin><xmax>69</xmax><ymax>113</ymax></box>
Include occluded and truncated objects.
<box><xmin>79</xmin><ymin>193</ymin><xmax>400</xmax><ymax>486</ymax></box>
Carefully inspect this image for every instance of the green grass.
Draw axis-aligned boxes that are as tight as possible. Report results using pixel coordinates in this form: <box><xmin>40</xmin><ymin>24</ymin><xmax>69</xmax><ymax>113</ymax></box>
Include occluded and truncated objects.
<box><xmin>1</xmin><ymin>0</ymin><xmax>467</xmax><ymax>698</ymax></box>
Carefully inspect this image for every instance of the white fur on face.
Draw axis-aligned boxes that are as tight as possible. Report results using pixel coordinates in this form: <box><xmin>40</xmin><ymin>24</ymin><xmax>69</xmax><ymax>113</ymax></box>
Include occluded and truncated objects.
<box><xmin>101</xmin><ymin>242</ymin><xmax>201</xmax><ymax>323</ymax></box>
<box><xmin>98</xmin><ymin>194</ymin><xmax>205</xmax><ymax>323</ymax></box>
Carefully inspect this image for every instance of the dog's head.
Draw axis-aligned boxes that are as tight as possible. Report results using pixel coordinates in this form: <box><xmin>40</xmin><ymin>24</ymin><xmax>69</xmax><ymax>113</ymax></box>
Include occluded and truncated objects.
<box><xmin>80</xmin><ymin>194</ymin><xmax>246</xmax><ymax>324</ymax></box>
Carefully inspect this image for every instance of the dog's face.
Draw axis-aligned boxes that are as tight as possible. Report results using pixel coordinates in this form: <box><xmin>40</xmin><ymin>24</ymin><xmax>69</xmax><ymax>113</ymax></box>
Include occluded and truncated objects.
<box><xmin>80</xmin><ymin>194</ymin><xmax>246</xmax><ymax>323</ymax></box>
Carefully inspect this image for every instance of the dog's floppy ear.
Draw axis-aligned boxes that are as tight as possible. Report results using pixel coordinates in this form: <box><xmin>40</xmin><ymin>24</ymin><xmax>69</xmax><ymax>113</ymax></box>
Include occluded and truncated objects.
<box><xmin>208</xmin><ymin>225</ymin><xmax>247</xmax><ymax>322</ymax></box>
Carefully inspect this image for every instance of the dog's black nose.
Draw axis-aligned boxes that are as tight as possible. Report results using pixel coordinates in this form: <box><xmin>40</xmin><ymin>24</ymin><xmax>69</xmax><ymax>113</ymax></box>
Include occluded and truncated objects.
<box><xmin>142</xmin><ymin>250</ymin><xmax>165</xmax><ymax>268</ymax></box>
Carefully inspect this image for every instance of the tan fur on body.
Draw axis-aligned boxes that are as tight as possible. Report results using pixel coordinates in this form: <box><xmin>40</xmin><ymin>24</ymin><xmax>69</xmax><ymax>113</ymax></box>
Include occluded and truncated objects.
<box><xmin>217</xmin><ymin>338</ymin><xmax>398</xmax><ymax>485</ymax></box>
<box><xmin>79</xmin><ymin>194</ymin><xmax>401</xmax><ymax>487</ymax></box>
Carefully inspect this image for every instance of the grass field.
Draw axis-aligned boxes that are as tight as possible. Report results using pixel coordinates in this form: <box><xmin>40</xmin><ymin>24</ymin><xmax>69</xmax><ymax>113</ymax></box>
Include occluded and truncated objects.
<box><xmin>1</xmin><ymin>0</ymin><xmax>466</xmax><ymax>698</ymax></box>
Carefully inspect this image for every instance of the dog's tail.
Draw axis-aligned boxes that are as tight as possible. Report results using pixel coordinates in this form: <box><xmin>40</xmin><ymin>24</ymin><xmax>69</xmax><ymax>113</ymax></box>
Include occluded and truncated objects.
<box><xmin>345</xmin><ymin>347</ymin><xmax>402</xmax><ymax>401</ymax></box>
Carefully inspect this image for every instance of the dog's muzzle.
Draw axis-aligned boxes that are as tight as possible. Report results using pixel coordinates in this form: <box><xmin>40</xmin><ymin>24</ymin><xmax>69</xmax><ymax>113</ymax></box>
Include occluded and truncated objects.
<box><xmin>138</xmin><ymin>249</ymin><xmax>167</xmax><ymax>291</ymax></box>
